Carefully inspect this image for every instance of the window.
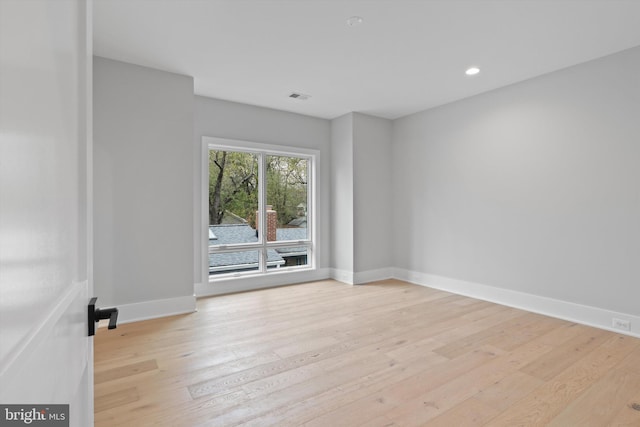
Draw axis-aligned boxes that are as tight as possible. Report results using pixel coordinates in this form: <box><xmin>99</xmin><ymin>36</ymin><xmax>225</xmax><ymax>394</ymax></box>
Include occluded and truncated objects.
<box><xmin>203</xmin><ymin>138</ymin><xmax>316</xmax><ymax>281</ymax></box>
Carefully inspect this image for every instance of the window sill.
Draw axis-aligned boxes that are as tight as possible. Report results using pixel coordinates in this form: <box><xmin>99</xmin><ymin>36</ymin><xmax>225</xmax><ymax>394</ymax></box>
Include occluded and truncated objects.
<box><xmin>195</xmin><ymin>267</ymin><xmax>330</xmax><ymax>297</ymax></box>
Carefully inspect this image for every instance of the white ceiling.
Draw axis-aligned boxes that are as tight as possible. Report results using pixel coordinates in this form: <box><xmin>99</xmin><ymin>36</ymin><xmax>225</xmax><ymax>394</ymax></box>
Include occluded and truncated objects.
<box><xmin>93</xmin><ymin>0</ymin><xmax>640</xmax><ymax>120</ymax></box>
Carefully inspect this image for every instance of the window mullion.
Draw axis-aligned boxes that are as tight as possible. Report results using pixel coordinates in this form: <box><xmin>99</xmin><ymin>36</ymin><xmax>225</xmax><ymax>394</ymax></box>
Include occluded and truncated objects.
<box><xmin>307</xmin><ymin>156</ymin><xmax>314</xmax><ymax>269</ymax></box>
<box><xmin>258</xmin><ymin>152</ymin><xmax>267</xmax><ymax>273</ymax></box>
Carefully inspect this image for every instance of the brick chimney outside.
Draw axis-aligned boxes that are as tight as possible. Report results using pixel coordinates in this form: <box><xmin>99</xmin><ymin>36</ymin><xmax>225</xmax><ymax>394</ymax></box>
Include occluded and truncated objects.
<box><xmin>256</xmin><ymin>205</ymin><xmax>278</xmax><ymax>241</ymax></box>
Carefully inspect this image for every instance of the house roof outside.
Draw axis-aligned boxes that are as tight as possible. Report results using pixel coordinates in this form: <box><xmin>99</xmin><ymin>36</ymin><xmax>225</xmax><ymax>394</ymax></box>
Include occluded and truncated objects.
<box><xmin>275</xmin><ymin>228</ymin><xmax>307</xmax><ymax>256</ymax></box>
<box><xmin>276</xmin><ymin>227</ymin><xmax>307</xmax><ymax>241</ymax></box>
<box><xmin>210</xmin><ymin>224</ymin><xmax>257</xmax><ymax>245</ymax></box>
<box><xmin>287</xmin><ymin>217</ymin><xmax>307</xmax><ymax>228</ymax></box>
<box><xmin>220</xmin><ymin>211</ymin><xmax>248</xmax><ymax>225</ymax></box>
<box><xmin>209</xmin><ymin>224</ymin><xmax>308</xmax><ymax>272</ymax></box>
<box><xmin>209</xmin><ymin>224</ymin><xmax>283</xmax><ymax>272</ymax></box>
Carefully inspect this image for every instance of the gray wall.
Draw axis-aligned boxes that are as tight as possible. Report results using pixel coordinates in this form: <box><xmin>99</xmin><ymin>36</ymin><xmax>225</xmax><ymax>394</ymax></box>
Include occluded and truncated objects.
<box><xmin>194</xmin><ymin>96</ymin><xmax>332</xmax><ymax>282</ymax></box>
<box><xmin>330</xmin><ymin>113</ymin><xmax>354</xmax><ymax>273</ymax></box>
<box><xmin>392</xmin><ymin>46</ymin><xmax>640</xmax><ymax>315</ymax></box>
<box><xmin>353</xmin><ymin>113</ymin><xmax>393</xmax><ymax>274</ymax></box>
<box><xmin>93</xmin><ymin>45</ymin><xmax>640</xmax><ymax>323</ymax></box>
<box><xmin>93</xmin><ymin>57</ymin><xmax>194</xmax><ymax>306</ymax></box>
<box><xmin>330</xmin><ymin>112</ymin><xmax>393</xmax><ymax>278</ymax></box>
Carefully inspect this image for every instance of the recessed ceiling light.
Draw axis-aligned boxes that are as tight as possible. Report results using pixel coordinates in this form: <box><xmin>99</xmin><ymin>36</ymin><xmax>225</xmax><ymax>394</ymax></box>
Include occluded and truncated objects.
<box><xmin>346</xmin><ymin>16</ymin><xmax>363</xmax><ymax>27</ymax></box>
<box><xmin>465</xmin><ymin>67</ymin><xmax>481</xmax><ymax>76</ymax></box>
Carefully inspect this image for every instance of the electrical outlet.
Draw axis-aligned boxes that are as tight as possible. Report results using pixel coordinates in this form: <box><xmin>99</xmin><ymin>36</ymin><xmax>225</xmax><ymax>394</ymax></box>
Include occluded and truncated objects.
<box><xmin>612</xmin><ymin>318</ymin><xmax>631</xmax><ymax>331</ymax></box>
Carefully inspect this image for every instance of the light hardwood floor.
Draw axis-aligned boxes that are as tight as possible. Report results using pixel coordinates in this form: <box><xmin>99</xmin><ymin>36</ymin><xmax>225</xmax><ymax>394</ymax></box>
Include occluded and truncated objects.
<box><xmin>94</xmin><ymin>279</ymin><xmax>640</xmax><ymax>426</ymax></box>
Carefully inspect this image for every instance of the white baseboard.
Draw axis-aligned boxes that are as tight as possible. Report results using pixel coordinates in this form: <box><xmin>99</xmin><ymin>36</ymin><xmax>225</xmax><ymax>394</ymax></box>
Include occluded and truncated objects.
<box><xmin>330</xmin><ymin>267</ymin><xmax>394</xmax><ymax>285</ymax></box>
<box><xmin>354</xmin><ymin>268</ymin><xmax>394</xmax><ymax>285</ymax></box>
<box><xmin>393</xmin><ymin>268</ymin><xmax>640</xmax><ymax>338</ymax></box>
<box><xmin>110</xmin><ymin>295</ymin><xmax>197</xmax><ymax>325</ymax></box>
<box><xmin>113</xmin><ymin>268</ymin><xmax>640</xmax><ymax>339</ymax></box>
<box><xmin>331</xmin><ymin>268</ymin><xmax>354</xmax><ymax>285</ymax></box>
<box><xmin>196</xmin><ymin>268</ymin><xmax>332</xmax><ymax>297</ymax></box>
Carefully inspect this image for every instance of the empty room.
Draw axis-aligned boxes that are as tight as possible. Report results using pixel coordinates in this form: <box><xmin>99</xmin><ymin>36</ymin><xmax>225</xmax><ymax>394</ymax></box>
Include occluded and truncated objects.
<box><xmin>2</xmin><ymin>0</ymin><xmax>640</xmax><ymax>426</ymax></box>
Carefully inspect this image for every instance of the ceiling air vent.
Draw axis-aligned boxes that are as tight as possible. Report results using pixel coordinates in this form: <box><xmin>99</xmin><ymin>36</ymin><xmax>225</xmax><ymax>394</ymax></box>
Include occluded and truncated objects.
<box><xmin>289</xmin><ymin>92</ymin><xmax>311</xmax><ymax>101</ymax></box>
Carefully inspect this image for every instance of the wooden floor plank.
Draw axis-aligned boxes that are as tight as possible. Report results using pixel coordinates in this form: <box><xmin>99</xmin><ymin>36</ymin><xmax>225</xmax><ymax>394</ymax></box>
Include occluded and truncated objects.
<box><xmin>474</xmin><ymin>371</ymin><xmax>544</xmax><ymax>412</ymax></box>
<box><xmin>417</xmin><ymin>397</ymin><xmax>499</xmax><ymax>427</ymax></box>
<box><xmin>94</xmin><ymin>279</ymin><xmax>640</xmax><ymax>427</ymax></box>
<box><xmin>519</xmin><ymin>327</ymin><xmax>611</xmax><ymax>381</ymax></box>
<box><xmin>607</xmin><ymin>386</ymin><xmax>640</xmax><ymax>426</ymax></box>
<box><xmin>548</xmin><ymin>366</ymin><xmax>640</xmax><ymax>426</ymax></box>
<box><xmin>484</xmin><ymin>334</ymin><xmax>640</xmax><ymax>426</ymax></box>
<box><xmin>373</xmin><ymin>340</ymin><xmax>554</xmax><ymax>426</ymax></box>
<box><xmin>94</xmin><ymin>359</ymin><xmax>158</xmax><ymax>384</ymax></box>
<box><xmin>94</xmin><ymin>387</ymin><xmax>139</xmax><ymax>413</ymax></box>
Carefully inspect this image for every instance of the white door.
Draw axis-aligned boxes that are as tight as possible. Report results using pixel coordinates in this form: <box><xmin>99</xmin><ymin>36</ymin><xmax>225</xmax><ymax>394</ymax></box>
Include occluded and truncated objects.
<box><xmin>0</xmin><ymin>1</ymin><xmax>94</xmax><ymax>426</ymax></box>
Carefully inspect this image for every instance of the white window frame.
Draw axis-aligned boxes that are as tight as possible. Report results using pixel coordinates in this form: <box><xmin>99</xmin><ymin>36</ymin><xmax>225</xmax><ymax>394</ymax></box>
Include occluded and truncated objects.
<box><xmin>201</xmin><ymin>136</ymin><xmax>318</xmax><ymax>285</ymax></box>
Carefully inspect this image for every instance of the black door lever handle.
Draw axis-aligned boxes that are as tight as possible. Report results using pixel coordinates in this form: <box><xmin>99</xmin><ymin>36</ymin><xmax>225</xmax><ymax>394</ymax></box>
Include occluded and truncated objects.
<box><xmin>88</xmin><ymin>297</ymin><xmax>119</xmax><ymax>336</ymax></box>
<box><xmin>96</xmin><ymin>307</ymin><xmax>119</xmax><ymax>329</ymax></box>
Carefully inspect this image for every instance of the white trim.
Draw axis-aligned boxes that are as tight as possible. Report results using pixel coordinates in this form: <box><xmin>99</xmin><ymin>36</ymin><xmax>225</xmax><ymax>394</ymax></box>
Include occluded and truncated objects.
<box><xmin>393</xmin><ymin>268</ymin><xmax>640</xmax><ymax>338</ymax></box>
<box><xmin>202</xmin><ymin>136</ymin><xmax>320</xmax><ymax>158</ymax></box>
<box><xmin>258</xmin><ymin>147</ymin><xmax>267</xmax><ymax>269</ymax></box>
<box><xmin>200</xmin><ymin>138</ymin><xmax>210</xmax><ymax>286</ymax></box>
<box><xmin>330</xmin><ymin>268</ymin><xmax>355</xmax><ymax>285</ymax></box>
<box><xmin>331</xmin><ymin>267</ymin><xmax>394</xmax><ymax>285</ymax></box>
<box><xmin>105</xmin><ymin>295</ymin><xmax>197</xmax><ymax>325</ymax></box>
<box><xmin>353</xmin><ymin>268</ymin><xmax>394</xmax><ymax>285</ymax></box>
<box><xmin>201</xmin><ymin>136</ymin><xmax>320</xmax><ymax>293</ymax></box>
<box><xmin>196</xmin><ymin>268</ymin><xmax>331</xmax><ymax>297</ymax></box>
